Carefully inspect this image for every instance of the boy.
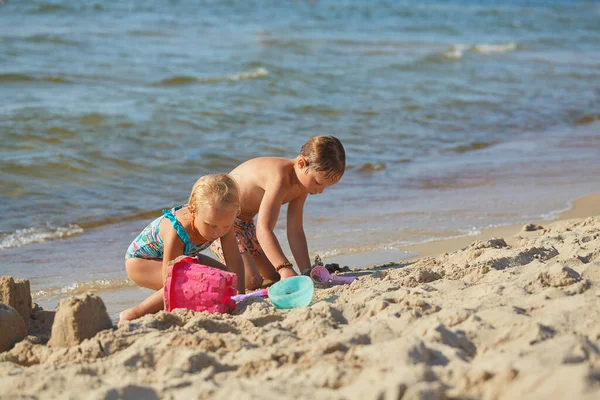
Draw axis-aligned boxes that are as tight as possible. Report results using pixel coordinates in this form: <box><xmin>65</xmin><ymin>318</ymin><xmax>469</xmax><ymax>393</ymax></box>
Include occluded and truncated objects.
<box><xmin>210</xmin><ymin>136</ymin><xmax>345</xmax><ymax>290</ymax></box>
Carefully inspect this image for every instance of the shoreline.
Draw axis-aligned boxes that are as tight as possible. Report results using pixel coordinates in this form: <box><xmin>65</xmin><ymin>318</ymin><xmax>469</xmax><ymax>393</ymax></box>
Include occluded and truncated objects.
<box><xmin>402</xmin><ymin>191</ymin><xmax>600</xmax><ymax>259</ymax></box>
<box><xmin>321</xmin><ymin>191</ymin><xmax>600</xmax><ymax>270</ymax></box>
<box><xmin>18</xmin><ymin>192</ymin><xmax>600</xmax><ymax>321</ymax></box>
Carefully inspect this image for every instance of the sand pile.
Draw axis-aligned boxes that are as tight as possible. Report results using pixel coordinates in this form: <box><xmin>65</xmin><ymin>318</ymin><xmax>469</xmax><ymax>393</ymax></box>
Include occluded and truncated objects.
<box><xmin>1</xmin><ymin>216</ymin><xmax>599</xmax><ymax>399</ymax></box>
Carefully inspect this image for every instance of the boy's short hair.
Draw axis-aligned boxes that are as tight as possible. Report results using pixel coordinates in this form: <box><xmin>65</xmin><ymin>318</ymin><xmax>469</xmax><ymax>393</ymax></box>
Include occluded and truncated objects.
<box><xmin>300</xmin><ymin>136</ymin><xmax>345</xmax><ymax>180</ymax></box>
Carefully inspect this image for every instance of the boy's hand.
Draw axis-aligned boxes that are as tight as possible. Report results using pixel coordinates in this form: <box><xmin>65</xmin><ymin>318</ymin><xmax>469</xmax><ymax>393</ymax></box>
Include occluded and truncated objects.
<box><xmin>279</xmin><ymin>267</ymin><xmax>297</xmax><ymax>279</ymax></box>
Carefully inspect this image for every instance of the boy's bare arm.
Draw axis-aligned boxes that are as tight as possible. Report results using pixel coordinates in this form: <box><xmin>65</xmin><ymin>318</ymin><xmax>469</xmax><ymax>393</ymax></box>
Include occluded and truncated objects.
<box><xmin>220</xmin><ymin>228</ymin><xmax>246</xmax><ymax>293</ymax></box>
<box><xmin>287</xmin><ymin>194</ymin><xmax>311</xmax><ymax>273</ymax></box>
<box><xmin>255</xmin><ymin>179</ymin><xmax>291</xmax><ymax>270</ymax></box>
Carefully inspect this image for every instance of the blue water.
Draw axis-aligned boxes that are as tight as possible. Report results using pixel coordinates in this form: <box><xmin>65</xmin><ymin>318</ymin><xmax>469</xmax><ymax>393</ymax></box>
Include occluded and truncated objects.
<box><xmin>1</xmin><ymin>0</ymin><xmax>599</xmax><ymax>315</ymax></box>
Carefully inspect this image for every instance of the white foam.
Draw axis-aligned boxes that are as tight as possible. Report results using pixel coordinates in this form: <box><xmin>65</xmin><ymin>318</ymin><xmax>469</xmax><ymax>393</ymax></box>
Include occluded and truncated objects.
<box><xmin>443</xmin><ymin>42</ymin><xmax>518</xmax><ymax>59</ymax></box>
<box><xmin>316</xmin><ymin>248</ymin><xmax>343</xmax><ymax>258</ymax></box>
<box><xmin>0</xmin><ymin>224</ymin><xmax>84</xmax><ymax>249</ymax></box>
<box><xmin>444</xmin><ymin>44</ymin><xmax>468</xmax><ymax>59</ymax></box>
<box><xmin>229</xmin><ymin>67</ymin><xmax>268</xmax><ymax>81</ymax></box>
<box><xmin>194</xmin><ymin>67</ymin><xmax>269</xmax><ymax>84</ymax></box>
<box><xmin>32</xmin><ymin>277</ymin><xmax>135</xmax><ymax>299</ymax></box>
<box><xmin>471</xmin><ymin>42</ymin><xmax>517</xmax><ymax>54</ymax></box>
<box><xmin>540</xmin><ymin>199</ymin><xmax>574</xmax><ymax>221</ymax></box>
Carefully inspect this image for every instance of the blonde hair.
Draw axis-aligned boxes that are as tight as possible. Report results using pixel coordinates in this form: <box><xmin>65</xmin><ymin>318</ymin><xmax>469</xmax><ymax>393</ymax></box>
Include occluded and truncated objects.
<box><xmin>300</xmin><ymin>135</ymin><xmax>346</xmax><ymax>180</ymax></box>
<box><xmin>188</xmin><ymin>174</ymin><xmax>240</xmax><ymax>215</ymax></box>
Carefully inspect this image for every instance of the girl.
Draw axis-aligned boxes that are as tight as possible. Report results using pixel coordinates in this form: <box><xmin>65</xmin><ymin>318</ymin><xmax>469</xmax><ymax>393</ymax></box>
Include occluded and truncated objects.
<box><xmin>119</xmin><ymin>174</ymin><xmax>245</xmax><ymax>322</ymax></box>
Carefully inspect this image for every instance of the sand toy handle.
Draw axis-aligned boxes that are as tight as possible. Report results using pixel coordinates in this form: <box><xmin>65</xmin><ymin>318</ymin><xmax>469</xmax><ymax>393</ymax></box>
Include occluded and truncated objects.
<box><xmin>310</xmin><ymin>265</ymin><xmax>356</xmax><ymax>285</ymax></box>
<box><xmin>329</xmin><ymin>275</ymin><xmax>357</xmax><ymax>284</ymax></box>
<box><xmin>231</xmin><ymin>289</ymin><xmax>269</xmax><ymax>302</ymax></box>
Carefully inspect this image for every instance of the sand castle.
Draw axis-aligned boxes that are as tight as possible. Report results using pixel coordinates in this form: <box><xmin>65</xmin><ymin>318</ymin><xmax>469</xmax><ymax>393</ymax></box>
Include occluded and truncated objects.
<box><xmin>0</xmin><ymin>278</ymin><xmax>113</xmax><ymax>352</ymax></box>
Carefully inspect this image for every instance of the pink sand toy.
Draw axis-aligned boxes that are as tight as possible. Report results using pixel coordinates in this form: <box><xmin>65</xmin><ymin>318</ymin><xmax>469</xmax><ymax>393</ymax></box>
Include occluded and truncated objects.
<box><xmin>310</xmin><ymin>265</ymin><xmax>357</xmax><ymax>285</ymax></box>
<box><xmin>164</xmin><ymin>256</ymin><xmax>238</xmax><ymax>313</ymax></box>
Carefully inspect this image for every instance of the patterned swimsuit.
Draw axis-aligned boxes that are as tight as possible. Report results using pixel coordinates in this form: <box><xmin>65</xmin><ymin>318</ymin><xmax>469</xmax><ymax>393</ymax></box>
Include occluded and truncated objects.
<box><xmin>209</xmin><ymin>218</ymin><xmax>263</xmax><ymax>264</ymax></box>
<box><xmin>125</xmin><ymin>205</ymin><xmax>211</xmax><ymax>260</ymax></box>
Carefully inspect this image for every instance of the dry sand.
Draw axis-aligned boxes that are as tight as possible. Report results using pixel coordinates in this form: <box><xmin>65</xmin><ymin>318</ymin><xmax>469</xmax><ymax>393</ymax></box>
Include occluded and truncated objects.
<box><xmin>1</xmin><ymin>197</ymin><xmax>600</xmax><ymax>399</ymax></box>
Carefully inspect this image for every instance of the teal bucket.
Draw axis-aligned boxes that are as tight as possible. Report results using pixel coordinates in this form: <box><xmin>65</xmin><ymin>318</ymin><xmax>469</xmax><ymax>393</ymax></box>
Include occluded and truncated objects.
<box><xmin>268</xmin><ymin>276</ymin><xmax>314</xmax><ymax>309</ymax></box>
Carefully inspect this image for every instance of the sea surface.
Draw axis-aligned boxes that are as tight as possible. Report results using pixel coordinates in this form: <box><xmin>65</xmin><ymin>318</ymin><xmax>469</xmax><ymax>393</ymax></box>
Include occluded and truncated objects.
<box><xmin>1</xmin><ymin>0</ymin><xmax>599</xmax><ymax>318</ymax></box>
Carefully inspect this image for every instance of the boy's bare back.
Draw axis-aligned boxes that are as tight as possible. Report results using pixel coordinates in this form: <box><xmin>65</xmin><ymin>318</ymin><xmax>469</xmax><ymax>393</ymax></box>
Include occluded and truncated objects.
<box><xmin>230</xmin><ymin>157</ymin><xmax>307</xmax><ymax>221</ymax></box>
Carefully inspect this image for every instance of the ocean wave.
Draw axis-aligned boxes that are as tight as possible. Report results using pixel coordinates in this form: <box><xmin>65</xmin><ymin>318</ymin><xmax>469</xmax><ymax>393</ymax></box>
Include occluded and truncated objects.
<box><xmin>128</xmin><ymin>29</ymin><xmax>168</xmax><ymax>37</ymax></box>
<box><xmin>443</xmin><ymin>42</ymin><xmax>518</xmax><ymax>59</ymax></box>
<box><xmin>78</xmin><ymin>208</ymin><xmax>166</xmax><ymax>230</ymax></box>
<box><xmin>23</xmin><ymin>34</ymin><xmax>80</xmax><ymax>46</ymax></box>
<box><xmin>357</xmin><ymin>162</ymin><xmax>387</xmax><ymax>172</ymax></box>
<box><xmin>314</xmin><ymin>225</ymin><xmax>489</xmax><ymax>261</ymax></box>
<box><xmin>290</xmin><ymin>104</ymin><xmax>344</xmax><ymax>117</ymax></box>
<box><xmin>32</xmin><ymin>278</ymin><xmax>136</xmax><ymax>299</ymax></box>
<box><xmin>0</xmin><ymin>73</ymin><xmax>35</xmax><ymax>82</ymax></box>
<box><xmin>0</xmin><ymin>73</ymin><xmax>71</xmax><ymax>84</ymax></box>
<box><xmin>314</xmin><ymin>242</ymin><xmax>414</xmax><ymax>260</ymax></box>
<box><xmin>472</xmin><ymin>42</ymin><xmax>518</xmax><ymax>54</ymax></box>
<box><xmin>443</xmin><ymin>44</ymin><xmax>469</xmax><ymax>60</ymax></box>
<box><xmin>31</xmin><ymin>3</ymin><xmax>73</xmax><ymax>14</ymax></box>
<box><xmin>0</xmin><ymin>224</ymin><xmax>84</xmax><ymax>250</ymax></box>
<box><xmin>575</xmin><ymin>114</ymin><xmax>599</xmax><ymax>125</ymax></box>
<box><xmin>26</xmin><ymin>2</ymin><xmax>103</xmax><ymax>14</ymax></box>
<box><xmin>0</xmin><ymin>208</ymin><xmax>168</xmax><ymax>250</ymax></box>
<box><xmin>450</xmin><ymin>141</ymin><xmax>497</xmax><ymax>154</ymax></box>
<box><xmin>406</xmin><ymin>172</ymin><xmax>493</xmax><ymax>190</ymax></box>
<box><xmin>155</xmin><ymin>67</ymin><xmax>268</xmax><ymax>86</ymax></box>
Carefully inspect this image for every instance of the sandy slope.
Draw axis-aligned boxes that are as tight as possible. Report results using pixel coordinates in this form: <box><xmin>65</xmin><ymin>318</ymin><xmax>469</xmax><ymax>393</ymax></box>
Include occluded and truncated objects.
<box><xmin>1</xmin><ymin>216</ymin><xmax>599</xmax><ymax>400</ymax></box>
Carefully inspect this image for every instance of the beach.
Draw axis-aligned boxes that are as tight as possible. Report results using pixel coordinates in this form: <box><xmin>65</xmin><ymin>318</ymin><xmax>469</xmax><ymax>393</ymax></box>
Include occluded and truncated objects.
<box><xmin>1</xmin><ymin>1</ymin><xmax>600</xmax><ymax>398</ymax></box>
<box><xmin>2</xmin><ymin>193</ymin><xmax>600</xmax><ymax>399</ymax></box>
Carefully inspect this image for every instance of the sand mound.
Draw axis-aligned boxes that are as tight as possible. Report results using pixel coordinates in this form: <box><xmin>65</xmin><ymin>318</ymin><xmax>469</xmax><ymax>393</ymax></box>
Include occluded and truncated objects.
<box><xmin>48</xmin><ymin>293</ymin><xmax>114</xmax><ymax>348</ymax></box>
<box><xmin>0</xmin><ymin>304</ymin><xmax>27</xmax><ymax>353</ymax></box>
<box><xmin>0</xmin><ymin>276</ymin><xmax>32</xmax><ymax>322</ymax></box>
<box><xmin>1</xmin><ymin>216</ymin><xmax>599</xmax><ymax>399</ymax></box>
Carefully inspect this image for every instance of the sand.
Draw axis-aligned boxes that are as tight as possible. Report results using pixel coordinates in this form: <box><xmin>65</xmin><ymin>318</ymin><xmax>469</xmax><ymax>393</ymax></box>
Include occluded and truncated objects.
<box><xmin>1</xmin><ymin>212</ymin><xmax>600</xmax><ymax>399</ymax></box>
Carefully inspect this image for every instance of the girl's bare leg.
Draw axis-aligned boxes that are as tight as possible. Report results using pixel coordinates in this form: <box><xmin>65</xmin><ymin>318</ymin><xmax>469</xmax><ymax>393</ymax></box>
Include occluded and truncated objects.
<box><xmin>121</xmin><ymin>258</ymin><xmax>168</xmax><ymax>323</ymax></box>
<box><xmin>121</xmin><ymin>255</ymin><xmax>229</xmax><ymax>323</ymax></box>
<box><xmin>125</xmin><ymin>258</ymin><xmax>163</xmax><ymax>290</ymax></box>
<box><xmin>119</xmin><ymin>288</ymin><xmax>165</xmax><ymax>323</ymax></box>
<box><xmin>119</xmin><ymin>258</ymin><xmax>164</xmax><ymax>323</ymax></box>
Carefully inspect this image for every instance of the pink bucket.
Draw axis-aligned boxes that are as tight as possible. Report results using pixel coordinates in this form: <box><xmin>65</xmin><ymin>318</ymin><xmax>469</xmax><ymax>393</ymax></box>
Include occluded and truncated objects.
<box><xmin>164</xmin><ymin>256</ymin><xmax>238</xmax><ymax>314</ymax></box>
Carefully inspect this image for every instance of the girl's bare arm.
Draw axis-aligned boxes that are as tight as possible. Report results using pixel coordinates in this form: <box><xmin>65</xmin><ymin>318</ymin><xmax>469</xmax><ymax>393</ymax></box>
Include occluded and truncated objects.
<box><xmin>159</xmin><ymin>219</ymin><xmax>185</xmax><ymax>284</ymax></box>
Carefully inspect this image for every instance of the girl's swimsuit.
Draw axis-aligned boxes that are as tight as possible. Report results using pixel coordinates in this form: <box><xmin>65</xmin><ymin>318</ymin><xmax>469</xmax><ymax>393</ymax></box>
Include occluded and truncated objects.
<box><xmin>125</xmin><ymin>205</ymin><xmax>211</xmax><ymax>260</ymax></box>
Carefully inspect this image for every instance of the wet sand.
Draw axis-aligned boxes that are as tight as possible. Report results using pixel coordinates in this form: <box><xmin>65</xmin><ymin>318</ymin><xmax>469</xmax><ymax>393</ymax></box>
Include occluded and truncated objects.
<box><xmin>402</xmin><ymin>192</ymin><xmax>600</xmax><ymax>258</ymax></box>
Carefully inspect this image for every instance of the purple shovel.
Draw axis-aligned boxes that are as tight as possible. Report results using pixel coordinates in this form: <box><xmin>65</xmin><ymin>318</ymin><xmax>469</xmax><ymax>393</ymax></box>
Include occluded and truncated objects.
<box><xmin>230</xmin><ymin>288</ymin><xmax>269</xmax><ymax>302</ymax></box>
<box><xmin>310</xmin><ymin>266</ymin><xmax>357</xmax><ymax>285</ymax></box>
